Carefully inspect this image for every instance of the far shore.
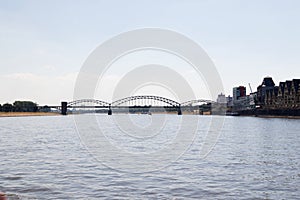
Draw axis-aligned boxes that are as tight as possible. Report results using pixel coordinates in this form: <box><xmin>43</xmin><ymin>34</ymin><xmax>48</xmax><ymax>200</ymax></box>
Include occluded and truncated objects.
<box><xmin>236</xmin><ymin>114</ymin><xmax>300</xmax><ymax>119</ymax></box>
<box><xmin>0</xmin><ymin>112</ymin><xmax>60</xmax><ymax>117</ymax></box>
<box><xmin>255</xmin><ymin>115</ymin><xmax>300</xmax><ymax>119</ymax></box>
<box><xmin>1</xmin><ymin>112</ymin><xmax>299</xmax><ymax>119</ymax></box>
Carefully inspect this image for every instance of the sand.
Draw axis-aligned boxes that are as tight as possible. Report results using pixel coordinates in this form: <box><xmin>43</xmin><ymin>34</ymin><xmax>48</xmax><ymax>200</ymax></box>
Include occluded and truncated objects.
<box><xmin>0</xmin><ymin>112</ymin><xmax>60</xmax><ymax>117</ymax></box>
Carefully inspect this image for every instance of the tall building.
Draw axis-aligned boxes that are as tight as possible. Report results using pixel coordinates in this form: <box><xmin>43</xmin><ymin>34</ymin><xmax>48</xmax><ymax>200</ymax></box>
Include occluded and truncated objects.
<box><xmin>232</xmin><ymin>86</ymin><xmax>250</xmax><ymax>111</ymax></box>
<box><xmin>233</xmin><ymin>86</ymin><xmax>246</xmax><ymax>101</ymax></box>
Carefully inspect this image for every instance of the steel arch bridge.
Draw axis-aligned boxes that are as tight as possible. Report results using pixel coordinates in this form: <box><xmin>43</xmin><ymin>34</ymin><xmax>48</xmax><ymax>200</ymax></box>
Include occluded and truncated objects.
<box><xmin>181</xmin><ymin>99</ymin><xmax>214</xmax><ymax>107</ymax></box>
<box><xmin>59</xmin><ymin>95</ymin><xmax>213</xmax><ymax>115</ymax></box>
<box><xmin>112</xmin><ymin>95</ymin><xmax>180</xmax><ymax>107</ymax></box>
<box><xmin>68</xmin><ymin>99</ymin><xmax>110</xmax><ymax>107</ymax></box>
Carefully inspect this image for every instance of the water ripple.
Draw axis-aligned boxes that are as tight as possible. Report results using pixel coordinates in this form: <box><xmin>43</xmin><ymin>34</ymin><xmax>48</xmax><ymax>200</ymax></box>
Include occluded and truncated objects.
<box><xmin>0</xmin><ymin>115</ymin><xmax>299</xmax><ymax>199</ymax></box>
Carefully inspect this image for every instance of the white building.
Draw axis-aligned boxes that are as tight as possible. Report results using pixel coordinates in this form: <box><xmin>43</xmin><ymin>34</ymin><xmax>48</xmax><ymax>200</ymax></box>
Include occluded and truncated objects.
<box><xmin>217</xmin><ymin>93</ymin><xmax>227</xmax><ymax>104</ymax></box>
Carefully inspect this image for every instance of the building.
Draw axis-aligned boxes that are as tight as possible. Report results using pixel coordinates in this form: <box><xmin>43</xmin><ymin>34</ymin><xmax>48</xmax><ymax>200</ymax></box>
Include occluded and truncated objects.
<box><xmin>233</xmin><ymin>86</ymin><xmax>246</xmax><ymax>101</ymax></box>
<box><xmin>232</xmin><ymin>95</ymin><xmax>254</xmax><ymax>111</ymax></box>
<box><xmin>226</xmin><ymin>95</ymin><xmax>233</xmax><ymax>107</ymax></box>
<box><xmin>217</xmin><ymin>93</ymin><xmax>227</xmax><ymax>104</ymax></box>
<box><xmin>232</xmin><ymin>86</ymin><xmax>254</xmax><ymax>111</ymax></box>
<box><xmin>256</xmin><ymin>77</ymin><xmax>275</xmax><ymax>105</ymax></box>
<box><xmin>257</xmin><ymin>77</ymin><xmax>300</xmax><ymax>109</ymax></box>
<box><xmin>272</xmin><ymin>79</ymin><xmax>300</xmax><ymax>109</ymax></box>
<box><xmin>231</xmin><ymin>76</ymin><xmax>299</xmax><ymax>113</ymax></box>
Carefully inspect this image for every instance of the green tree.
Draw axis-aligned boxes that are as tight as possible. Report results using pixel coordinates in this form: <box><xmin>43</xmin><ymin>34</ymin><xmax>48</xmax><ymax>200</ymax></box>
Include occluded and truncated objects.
<box><xmin>2</xmin><ymin>103</ymin><xmax>14</xmax><ymax>112</ymax></box>
<box><xmin>13</xmin><ymin>101</ymin><xmax>38</xmax><ymax>112</ymax></box>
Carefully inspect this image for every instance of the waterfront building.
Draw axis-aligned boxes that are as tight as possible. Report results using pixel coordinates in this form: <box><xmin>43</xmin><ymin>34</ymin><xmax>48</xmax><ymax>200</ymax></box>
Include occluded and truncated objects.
<box><xmin>232</xmin><ymin>86</ymin><xmax>255</xmax><ymax>111</ymax></box>
<box><xmin>292</xmin><ymin>79</ymin><xmax>300</xmax><ymax>108</ymax></box>
<box><xmin>264</xmin><ymin>86</ymin><xmax>278</xmax><ymax>107</ymax></box>
<box><xmin>232</xmin><ymin>95</ymin><xmax>254</xmax><ymax>111</ymax></box>
<box><xmin>233</xmin><ymin>86</ymin><xmax>246</xmax><ymax>101</ymax></box>
<box><xmin>217</xmin><ymin>93</ymin><xmax>227</xmax><ymax>104</ymax></box>
<box><xmin>256</xmin><ymin>77</ymin><xmax>275</xmax><ymax>106</ymax></box>
<box><xmin>230</xmin><ymin>76</ymin><xmax>299</xmax><ymax>114</ymax></box>
<box><xmin>259</xmin><ymin>78</ymin><xmax>300</xmax><ymax>109</ymax></box>
<box><xmin>226</xmin><ymin>95</ymin><xmax>233</xmax><ymax>107</ymax></box>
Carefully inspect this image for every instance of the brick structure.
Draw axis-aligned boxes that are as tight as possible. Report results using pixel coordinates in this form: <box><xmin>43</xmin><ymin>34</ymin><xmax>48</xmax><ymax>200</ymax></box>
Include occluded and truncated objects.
<box><xmin>261</xmin><ymin>78</ymin><xmax>300</xmax><ymax>109</ymax></box>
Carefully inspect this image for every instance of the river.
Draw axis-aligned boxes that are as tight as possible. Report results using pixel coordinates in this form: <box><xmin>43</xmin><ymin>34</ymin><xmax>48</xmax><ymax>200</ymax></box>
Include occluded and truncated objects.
<box><xmin>0</xmin><ymin>114</ymin><xmax>299</xmax><ymax>199</ymax></box>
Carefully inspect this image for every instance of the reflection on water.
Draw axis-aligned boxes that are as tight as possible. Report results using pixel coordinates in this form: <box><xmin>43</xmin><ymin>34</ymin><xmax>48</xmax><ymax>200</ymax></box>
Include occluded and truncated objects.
<box><xmin>0</xmin><ymin>115</ymin><xmax>299</xmax><ymax>199</ymax></box>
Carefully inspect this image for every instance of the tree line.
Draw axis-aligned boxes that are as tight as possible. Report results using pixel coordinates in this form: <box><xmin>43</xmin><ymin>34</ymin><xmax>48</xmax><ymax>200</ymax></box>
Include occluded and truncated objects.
<box><xmin>0</xmin><ymin>101</ymin><xmax>39</xmax><ymax>112</ymax></box>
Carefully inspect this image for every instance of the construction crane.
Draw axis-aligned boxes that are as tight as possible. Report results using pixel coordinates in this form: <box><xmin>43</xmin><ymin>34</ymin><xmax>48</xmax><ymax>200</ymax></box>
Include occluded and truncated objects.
<box><xmin>248</xmin><ymin>83</ymin><xmax>253</xmax><ymax>94</ymax></box>
<box><xmin>248</xmin><ymin>83</ymin><xmax>256</xmax><ymax>106</ymax></box>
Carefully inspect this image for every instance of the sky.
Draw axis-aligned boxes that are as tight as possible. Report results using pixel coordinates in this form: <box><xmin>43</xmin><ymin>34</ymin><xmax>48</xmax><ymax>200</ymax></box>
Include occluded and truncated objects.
<box><xmin>1</xmin><ymin>0</ymin><xmax>300</xmax><ymax>105</ymax></box>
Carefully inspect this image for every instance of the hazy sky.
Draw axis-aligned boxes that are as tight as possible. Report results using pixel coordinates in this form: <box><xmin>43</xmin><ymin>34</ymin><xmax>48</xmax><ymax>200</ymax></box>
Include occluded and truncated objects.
<box><xmin>1</xmin><ymin>0</ymin><xmax>300</xmax><ymax>105</ymax></box>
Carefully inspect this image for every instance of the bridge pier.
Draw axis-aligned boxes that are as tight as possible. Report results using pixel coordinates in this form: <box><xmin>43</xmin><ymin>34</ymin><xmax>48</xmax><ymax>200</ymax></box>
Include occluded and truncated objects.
<box><xmin>108</xmin><ymin>104</ymin><xmax>112</xmax><ymax>115</ymax></box>
<box><xmin>177</xmin><ymin>106</ymin><xmax>182</xmax><ymax>115</ymax></box>
<box><xmin>61</xmin><ymin>102</ymin><xmax>68</xmax><ymax>115</ymax></box>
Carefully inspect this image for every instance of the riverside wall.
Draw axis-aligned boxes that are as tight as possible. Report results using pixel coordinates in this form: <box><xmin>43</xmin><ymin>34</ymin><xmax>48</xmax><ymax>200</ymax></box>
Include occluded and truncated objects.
<box><xmin>237</xmin><ymin>108</ymin><xmax>300</xmax><ymax>117</ymax></box>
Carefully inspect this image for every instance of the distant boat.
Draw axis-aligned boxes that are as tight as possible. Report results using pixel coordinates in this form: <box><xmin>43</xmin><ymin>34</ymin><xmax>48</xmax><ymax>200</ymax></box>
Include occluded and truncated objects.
<box><xmin>141</xmin><ymin>111</ymin><xmax>152</xmax><ymax>115</ymax></box>
<box><xmin>226</xmin><ymin>112</ymin><xmax>240</xmax><ymax>116</ymax></box>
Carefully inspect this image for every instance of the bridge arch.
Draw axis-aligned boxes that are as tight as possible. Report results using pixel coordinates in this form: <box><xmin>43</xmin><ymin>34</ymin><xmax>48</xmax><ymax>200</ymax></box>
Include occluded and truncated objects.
<box><xmin>112</xmin><ymin>95</ymin><xmax>180</xmax><ymax>107</ymax></box>
<box><xmin>68</xmin><ymin>99</ymin><xmax>110</xmax><ymax>107</ymax></box>
<box><xmin>181</xmin><ymin>99</ymin><xmax>214</xmax><ymax>106</ymax></box>
<box><xmin>61</xmin><ymin>97</ymin><xmax>213</xmax><ymax>115</ymax></box>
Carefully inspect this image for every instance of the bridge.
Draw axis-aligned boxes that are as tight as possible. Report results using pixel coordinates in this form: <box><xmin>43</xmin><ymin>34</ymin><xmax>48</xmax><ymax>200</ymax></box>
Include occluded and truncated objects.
<box><xmin>52</xmin><ymin>95</ymin><xmax>213</xmax><ymax>115</ymax></box>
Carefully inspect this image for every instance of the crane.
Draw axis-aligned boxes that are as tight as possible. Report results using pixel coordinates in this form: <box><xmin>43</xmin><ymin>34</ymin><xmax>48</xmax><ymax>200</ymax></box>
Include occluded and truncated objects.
<box><xmin>248</xmin><ymin>83</ymin><xmax>253</xmax><ymax>94</ymax></box>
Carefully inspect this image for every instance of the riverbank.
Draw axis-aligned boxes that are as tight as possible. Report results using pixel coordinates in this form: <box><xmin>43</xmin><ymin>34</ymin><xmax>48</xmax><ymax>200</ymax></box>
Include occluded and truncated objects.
<box><xmin>253</xmin><ymin>115</ymin><xmax>300</xmax><ymax>119</ymax></box>
<box><xmin>0</xmin><ymin>112</ymin><xmax>60</xmax><ymax>117</ymax></box>
<box><xmin>236</xmin><ymin>108</ymin><xmax>300</xmax><ymax>119</ymax></box>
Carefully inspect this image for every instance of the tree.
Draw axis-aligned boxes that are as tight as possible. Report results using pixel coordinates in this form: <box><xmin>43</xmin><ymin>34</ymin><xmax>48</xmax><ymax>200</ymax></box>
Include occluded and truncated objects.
<box><xmin>2</xmin><ymin>103</ymin><xmax>14</xmax><ymax>112</ymax></box>
<box><xmin>0</xmin><ymin>104</ymin><xmax>2</xmax><ymax>112</ymax></box>
<box><xmin>13</xmin><ymin>101</ymin><xmax>38</xmax><ymax>112</ymax></box>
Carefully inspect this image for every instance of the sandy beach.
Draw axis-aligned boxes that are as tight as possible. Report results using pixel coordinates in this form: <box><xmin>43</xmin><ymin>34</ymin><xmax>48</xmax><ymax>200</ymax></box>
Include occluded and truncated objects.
<box><xmin>0</xmin><ymin>112</ymin><xmax>60</xmax><ymax>117</ymax></box>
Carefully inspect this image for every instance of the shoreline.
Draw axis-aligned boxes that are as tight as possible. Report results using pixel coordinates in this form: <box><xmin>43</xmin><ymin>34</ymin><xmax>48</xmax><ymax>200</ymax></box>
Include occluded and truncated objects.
<box><xmin>0</xmin><ymin>112</ymin><xmax>60</xmax><ymax>117</ymax></box>
<box><xmin>245</xmin><ymin>115</ymin><xmax>300</xmax><ymax>119</ymax></box>
<box><xmin>236</xmin><ymin>109</ymin><xmax>300</xmax><ymax>119</ymax></box>
<box><xmin>1</xmin><ymin>112</ymin><xmax>299</xmax><ymax>119</ymax></box>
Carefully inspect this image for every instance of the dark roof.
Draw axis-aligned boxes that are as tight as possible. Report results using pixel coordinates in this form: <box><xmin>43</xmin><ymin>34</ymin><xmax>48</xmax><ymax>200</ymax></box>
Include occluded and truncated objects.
<box><xmin>261</xmin><ymin>77</ymin><xmax>275</xmax><ymax>87</ymax></box>
<box><xmin>292</xmin><ymin>79</ymin><xmax>300</xmax><ymax>92</ymax></box>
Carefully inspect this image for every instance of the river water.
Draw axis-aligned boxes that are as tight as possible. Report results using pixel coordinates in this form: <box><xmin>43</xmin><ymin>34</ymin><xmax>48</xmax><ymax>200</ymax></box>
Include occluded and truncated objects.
<box><xmin>0</xmin><ymin>114</ymin><xmax>299</xmax><ymax>199</ymax></box>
